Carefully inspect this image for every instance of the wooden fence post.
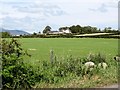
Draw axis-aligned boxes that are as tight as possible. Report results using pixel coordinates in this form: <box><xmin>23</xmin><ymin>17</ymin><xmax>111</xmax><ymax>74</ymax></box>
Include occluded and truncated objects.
<box><xmin>50</xmin><ymin>49</ymin><xmax>54</xmax><ymax>64</ymax></box>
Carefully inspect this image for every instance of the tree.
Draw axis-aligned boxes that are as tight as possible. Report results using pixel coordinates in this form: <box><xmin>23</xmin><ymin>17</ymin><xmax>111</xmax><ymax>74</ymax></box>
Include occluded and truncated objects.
<box><xmin>1</xmin><ymin>32</ymin><xmax>11</xmax><ymax>38</ymax></box>
<box><xmin>59</xmin><ymin>27</ymin><xmax>68</xmax><ymax>31</ymax></box>
<box><xmin>82</xmin><ymin>26</ymin><xmax>98</xmax><ymax>34</ymax></box>
<box><xmin>38</xmin><ymin>31</ymin><xmax>41</xmax><ymax>34</ymax></box>
<box><xmin>69</xmin><ymin>25</ymin><xmax>82</xmax><ymax>34</ymax></box>
<box><xmin>103</xmin><ymin>27</ymin><xmax>112</xmax><ymax>33</ymax></box>
<box><xmin>98</xmin><ymin>28</ymin><xmax>101</xmax><ymax>32</ymax></box>
<box><xmin>76</xmin><ymin>25</ymin><xmax>82</xmax><ymax>33</ymax></box>
<box><xmin>33</xmin><ymin>32</ymin><xmax>37</xmax><ymax>35</ymax></box>
<box><xmin>69</xmin><ymin>25</ymin><xmax>79</xmax><ymax>34</ymax></box>
<box><xmin>43</xmin><ymin>26</ymin><xmax>51</xmax><ymax>34</ymax></box>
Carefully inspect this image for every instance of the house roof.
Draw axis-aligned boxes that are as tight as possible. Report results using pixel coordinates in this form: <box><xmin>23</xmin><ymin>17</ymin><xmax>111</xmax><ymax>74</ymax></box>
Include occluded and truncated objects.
<box><xmin>48</xmin><ymin>31</ymin><xmax>58</xmax><ymax>33</ymax></box>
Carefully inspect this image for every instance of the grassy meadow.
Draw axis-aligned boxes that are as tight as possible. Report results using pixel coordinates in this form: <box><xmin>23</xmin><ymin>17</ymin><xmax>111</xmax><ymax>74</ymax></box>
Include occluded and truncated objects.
<box><xmin>18</xmin><ymin>38</ymin><xmax>118</xmax><ymax>62</ymax></box>
<box><xmin>10</xmin><ymin>38</ymin><xmax>118</xmax><ymax>88</ymax></box>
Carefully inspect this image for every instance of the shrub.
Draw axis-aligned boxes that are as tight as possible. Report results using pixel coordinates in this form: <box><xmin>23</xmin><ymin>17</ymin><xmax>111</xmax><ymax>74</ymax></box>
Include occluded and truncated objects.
<box><xmin>1</xmin><ymin>39</ymin><xmax>37</xmax><ymax>89</ymax></box>
<box><xmin>36</xmin><ymin>54</ymin><xmax>106</xmax><ymax>84</ymax></box>
<box><xmin>87</xmin><ymin>53</ymin><xmax>106</xmax><ymax>64</ymax></box>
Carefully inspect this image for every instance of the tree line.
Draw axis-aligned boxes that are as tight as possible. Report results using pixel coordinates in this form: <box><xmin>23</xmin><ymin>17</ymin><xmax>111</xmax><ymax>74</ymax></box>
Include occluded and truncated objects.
<box><xmin>1</xmin><ymin>25</ymin><xmax>119</xmax><ymax>38</ymax></box>
<box><xmin>58</xmin><ymin>25</ymin><xmax>118</xmax><ymax>34</ymax></box>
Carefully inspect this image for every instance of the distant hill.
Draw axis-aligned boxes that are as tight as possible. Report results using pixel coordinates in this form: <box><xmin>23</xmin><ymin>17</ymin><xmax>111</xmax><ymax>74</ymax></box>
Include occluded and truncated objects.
<box><xmin>0</xmin><ymin>28</ymin><xmax>30</xmax><ymax>36</ymax></box>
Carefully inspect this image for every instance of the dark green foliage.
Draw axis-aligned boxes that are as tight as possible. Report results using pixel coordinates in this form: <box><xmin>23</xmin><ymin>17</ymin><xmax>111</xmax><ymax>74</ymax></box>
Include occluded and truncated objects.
<box><xmin>12</xmin><ymin>32</ymin><xmax>119</xmax><ymax>38</ymax></box>
<box><xmin>43</xmin><ymin>26</ymin><xmax>51</xmax><ymax>34</ymax></box>
<box><xmin>1</xmin><ymin>32</ymin><xmax>11</xmax><ymax>38</ymax></box>
<box><xmin>69</xmin><ymin>25</ymin><xmax>81</xmax><ymax>34</ymax></box>
<box><xmin>59</xmin><ymin>27</ymin><xmax>69</xmax><ymax>31</ymax></box>
<box><xmin>35</xmin><ymin>54</ymin><xmax>107</xmax><ymax>84</ymax></box>
<box><xmin>1</xmin><ymin>39</ymin><xmax>36</xmax><ymax>89</ymax></box>
<box><xmin>63</xmin><ymin>25</ymin><xmax>99</xmax><ymax>34</ymax></box>
<box><xmin>60</xmin><ymin>25</ymin><xmax>118</xmax><ymax>34</ymax></box>
<box><xmin>87</xmin><ymin>53</ymin><xmax>106</xmax><ymax>64</ymax></box>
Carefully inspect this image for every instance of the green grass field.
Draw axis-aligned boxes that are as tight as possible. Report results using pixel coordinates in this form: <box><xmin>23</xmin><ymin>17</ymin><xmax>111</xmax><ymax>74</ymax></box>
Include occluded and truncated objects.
<box><xmin>3</xmin><ymin>38</ymin><xmax>118</xmax><ymax>88</ymax></box>
<box><xmin>18</xmin><ymin>38</ymin><xmax>118</xmax><ymax>62</ymax></box>
<box><xmin>17</xmin><ymin>38</ymin><xmax>118</xmax><ymax>88</ymax></box>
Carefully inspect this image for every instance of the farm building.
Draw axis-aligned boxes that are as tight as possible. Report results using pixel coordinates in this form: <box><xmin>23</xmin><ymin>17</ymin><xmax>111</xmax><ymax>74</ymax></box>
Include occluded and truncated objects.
<box><xmin>60</xmin><ymin>28</ymin><xmax>71</xmax><ymax>34</ymax></box>
<box><xmin>47</xmin><ymin>31</ymin><xmax>63</xmax><ymax>34</ymax></box>
<box><xmin>47</xmin><ymin>29</ymin><xmax>71</xmax><ymax>34</ymax></box>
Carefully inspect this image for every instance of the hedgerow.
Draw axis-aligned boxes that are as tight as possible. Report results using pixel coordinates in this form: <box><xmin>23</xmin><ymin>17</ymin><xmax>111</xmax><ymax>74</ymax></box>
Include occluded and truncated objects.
<box><xmin>1</xmin><ymin>39</ymin><xmax>38</xmax><ymax>89</ymax></box>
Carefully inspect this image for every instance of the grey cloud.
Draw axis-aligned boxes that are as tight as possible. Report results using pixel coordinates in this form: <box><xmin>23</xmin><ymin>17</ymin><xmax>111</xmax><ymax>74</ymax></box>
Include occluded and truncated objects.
<box><xmin>97</xmin><ymin>4</ymin><xmax>108</xmax><ymax>12</ymax></box>
<box><xmin>1</xmin><ymin>16</ymin><xmax>42</xmax><ymax>31</ymax></box>
<box><xmin>0</xmin><ymin>1</ymin><xmax>67</xmax><ymax>18</ymax></box>
<box><xmin>1</xmin><ymin>12</ymin><xmax>9</xmax><ymax>15</ymax></box>
<box><xmin>40</xmin><ymin>4</ymin><xmax>66</xmax><ymax>16</ymax></box>
<box><xmin>107</xmin><ymin>3</ymin><xmax>117</xmax><ymax>8</ymax></box>
<box><xmin>1</xmin><ymin>16</ymin><xmax>49</xmax><ymax>33</ymax></box>
<box><xmin>2</xmin><ymin>16</ymin><xmax>45</xmax><ymax>24</ymax></box>
<box><xmin>89</xmin><ymin>2</ymin><xmax>117</xmax><ymax>13</ymax></box>
<box><xmin>0</xmin><ymin>0</ymin><xmax>33</xmax><ymax>5</ymax></box>
<box><xmin>10</xmin><ymin>2</ymin><xmax>67</xmax><ymax>17</ymax></box>
<box><xmin>0</xmin><ymin>1</ymin><xmax>33</xmax><ymax>8</ymax></box>
<box><xmin>89</xmin><ymin>4</ymin><xmax>108</xmax><ymax>13</ymax></box>
<box><xmin>2</xmin><ymin>16</ymin><xmax>23</xmax><ymax>29</ymax></box>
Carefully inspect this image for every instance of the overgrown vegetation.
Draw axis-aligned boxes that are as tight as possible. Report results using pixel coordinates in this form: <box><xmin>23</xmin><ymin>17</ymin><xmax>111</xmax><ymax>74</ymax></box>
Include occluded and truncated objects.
<box><xmin>1</xmin><ymin>39</ymin><xmax>118</xmax><ymax>88</ymax></box>
<box><xmin>0</xmin><ymin>32</ymin><xmax>11</xmax><ymax>38</ymax></box>
<box><xmin>36</xmin><ymin>54</ymin><xmax>104</xmax><ymax>83</ymax></box>
<box><xmin>1</xmin><ymin>39</ymin><xmax>38</xmax><ymax>89</ymax></box>
<box><xmin>34</xmin><ymin>53</ymin><xmax>117</xmax><ymax>88</ymax></box>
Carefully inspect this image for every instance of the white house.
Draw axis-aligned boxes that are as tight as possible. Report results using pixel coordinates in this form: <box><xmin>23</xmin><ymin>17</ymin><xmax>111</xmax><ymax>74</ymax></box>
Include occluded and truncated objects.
<box><xmin>47</xmin><ymin>31</ymin><xmax>64</xmax><ymax>34</ymax></box>
<box><xmin>61</xmin><ymin>29</ymin><xmax>71</xmax><ymax>34</ymax></box>
<box><xmin>47</xmin><ymin>29</ymin><xmax>71</xmax><ymax>34</ymax></box>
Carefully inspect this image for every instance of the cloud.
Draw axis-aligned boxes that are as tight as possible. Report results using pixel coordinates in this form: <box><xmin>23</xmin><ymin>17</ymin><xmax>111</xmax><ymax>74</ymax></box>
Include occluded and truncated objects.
<box><xmin>1</xmin><ymin>16</ymin><xmax>37</xmax><ymax>32</ymax></box>
<box><xmin>89</xmin><ymin>3</ymin><xmax>108</xmax><ymax>12</ymax></box>
<box><xmin>3</xmin><ymin>1</ymin><xmax>67</xmax><ymax>17</ymax></box>
<box><xmin>0</xmin><ymin>0</ymin><xmax>118</xmax><ymax>33</ymax></box>
<box><xmin>0</xmin><ymin>0</ymin><xmax>67</xmax><ymax>21</ymax></box>
<box><xmin>14</xmin><ymin>3</ymin><xmax>67</xmax><ymax>16</ymax></box>
<box><xmin>89</xmin><ymin>2</ymin><xmax>118</xmax><ymax>13</ymax></box>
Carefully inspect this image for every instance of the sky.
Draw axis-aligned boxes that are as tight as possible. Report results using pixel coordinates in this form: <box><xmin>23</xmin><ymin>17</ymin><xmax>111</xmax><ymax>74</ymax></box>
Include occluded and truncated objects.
<box><xmin>0</xmin><ymin>0</ymin><xmax>119</xmax><ymax>33</ymax></box>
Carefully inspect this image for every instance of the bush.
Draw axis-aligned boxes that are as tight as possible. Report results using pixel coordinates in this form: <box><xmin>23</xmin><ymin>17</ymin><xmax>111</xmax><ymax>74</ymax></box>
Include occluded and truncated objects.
<box><xmin>87</xmin><ymin>53</ymin><xmax>106</xmax><ymax>64</ymax></box>
<box><xmin>1</xmin><ymin>39</ymin><xmax>37</xmax><ymax>89</ymax></box>
<box><xmin>35</xmin><ymin>54</ymin><xmax>106</xmax><ymax>84</ymax></box>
